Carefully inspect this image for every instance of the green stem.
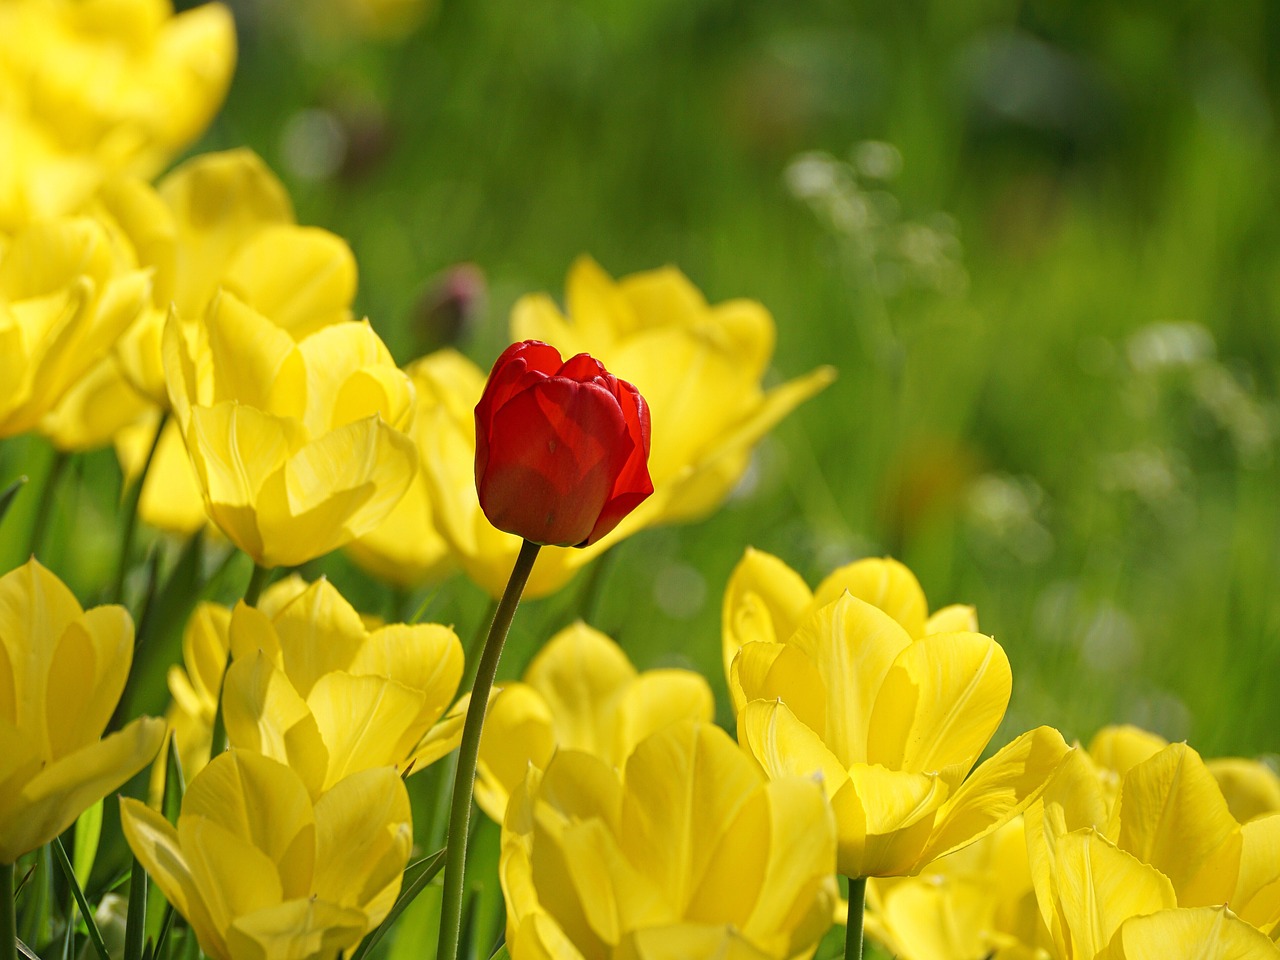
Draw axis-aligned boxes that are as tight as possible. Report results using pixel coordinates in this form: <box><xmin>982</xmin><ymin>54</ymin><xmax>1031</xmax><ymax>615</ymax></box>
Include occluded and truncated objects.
<box><xmin>845</xmin><ymin>877</ymin><xmax>866</xmax><ymax>960</ymax></box>
<box><xmin>111</xmin><ymin>413</ymin><xmax>168</xmax><ymax>604</ymax></box>
<box><xmin>2</xmin><ymin>861</ymin><xmax>15</xmax><ymax>960</ymax></box>
<box><xmin>28</xmin><ymin>451</ymin><xmax>69</xmax><ymax>559</ymax></box>
<box><xmin>124</xmin><ymin>857</ymin><xmax>146</xmax><ymax>960</ymax></box>
<box><xmin>242</xmin><ymin>562</ymin><xmax>272</xmax><ymax>608</ymax></box>
<box><xmin>436</xmin><ymin>539</ymin><xmax>541</xmax><ymax>960</ymax></box>
<box><xmin>461</xmin><ymin>597</ymin><xmax>499</xmax><ymax>688</ymax></box>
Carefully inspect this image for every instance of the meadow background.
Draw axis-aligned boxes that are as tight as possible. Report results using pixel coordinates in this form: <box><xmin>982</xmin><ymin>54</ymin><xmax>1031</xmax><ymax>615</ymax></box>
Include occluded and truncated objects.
<box><xmin>5</xmin><ymin>0</ymin><xmax>1280</xmax><ymax>785</ymax></box>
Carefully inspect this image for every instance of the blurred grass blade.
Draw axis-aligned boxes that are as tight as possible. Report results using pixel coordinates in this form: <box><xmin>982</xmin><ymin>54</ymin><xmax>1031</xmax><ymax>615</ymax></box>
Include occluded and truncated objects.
<box><xmin>16</xmin><ymin>939</ymin><xmax>41</xmax><ymax>960</ymax></box>
<box><xmin>73</xmin><ymin>800</ymin><xmax>103</xmax><ymax>890</ymax></box>
<box><xmin>0</xmin><ymin>476</ymin><xmax>27</xmax><ymax>525</ymax></box>
<box><xmin>349</xmin><ymin>848</ymin><xmax>445</xmax><ymax>960</ymax></box>
<box><xmin>51</xmin><ymin>838</ymin><xmax>110</xmax><ymax>960</ymax></box>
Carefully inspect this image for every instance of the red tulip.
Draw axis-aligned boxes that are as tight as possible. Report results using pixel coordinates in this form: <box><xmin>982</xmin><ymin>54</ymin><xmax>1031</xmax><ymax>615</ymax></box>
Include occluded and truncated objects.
<box><xmin>475</xmin><ymin>340</ymin><xmax>653</xmax><ymax>547</ymax></box>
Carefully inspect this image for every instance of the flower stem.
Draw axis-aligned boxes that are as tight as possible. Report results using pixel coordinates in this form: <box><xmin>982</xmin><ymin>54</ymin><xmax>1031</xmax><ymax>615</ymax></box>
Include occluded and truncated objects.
<box><xmin>845</xmin><ymin>877</ymin><xmax>867</xmax><ymax>960</ymax></box>
<box><xmin>111</xmin><ymin>413</ymin><xmax>167</xmax><ymax>604</ymax></box>
<box><xmin>243</xmin><ymin>562</ymin><xmax>272</xmax><ymax>608</ymax></box>
<box><xmin>28</xmin><ymin>450</ymin><xmax>69</xmax><ymax>559</ymax></box>
<box><xmin>436</xmin><ymin>538</ymin><xmax>541</xmax><ymax>960</ymax></box>
<box><xmin>1</xmin><ymin>861</ymin><xmax>15</xmax><ymax>960</ymax></box>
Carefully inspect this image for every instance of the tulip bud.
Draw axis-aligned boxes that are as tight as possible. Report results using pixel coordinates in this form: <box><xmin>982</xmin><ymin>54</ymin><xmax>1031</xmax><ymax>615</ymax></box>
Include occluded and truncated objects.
<box><xmin>474</xmin><ymin>340</ymin><xmax>653</xmax><ymax>548</ymax></box>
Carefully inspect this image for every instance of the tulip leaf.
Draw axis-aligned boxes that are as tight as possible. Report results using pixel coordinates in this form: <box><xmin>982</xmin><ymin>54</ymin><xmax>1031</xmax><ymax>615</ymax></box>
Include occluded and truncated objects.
<box><xmin>16</xmin><ymin>938</ymin><xmax>41</xmax><ymax>960</ymax></box>
<box><xmin>143</xmin><ymin>903</ymin><xmax>176</xmax><ymax>960</ymax></box>
<box><xmin>350</xmin><ymin>848</ymin><xmax>446</xmax><ymax>960</ymax></box>
<box><xmin>52</xmin><ymin>837</ymin><xmax>112</xmax><ymax>960</ymax></box>
<box><xmin>0</xmin><ymin>474</ymin><xmax>27</xmax><ymax>525</ymax></box>
<box><xmin>163</xmin><ymin>734</ymin><xmax>186</xmax><ymax>825</ymax></box>
<box><xmin>124</xmin><ymin>858</ymin><xmax>147</xmax><ymax>960</ymax></box>
<box><xmin>488</xmin><ymin>945</ymin><xmax>510</xmax><ymax>960</ymax></box>
<box><xmin>73</xmin><ymin>800</ymin><xmax>103</xmax><ymax>889</ymax></box>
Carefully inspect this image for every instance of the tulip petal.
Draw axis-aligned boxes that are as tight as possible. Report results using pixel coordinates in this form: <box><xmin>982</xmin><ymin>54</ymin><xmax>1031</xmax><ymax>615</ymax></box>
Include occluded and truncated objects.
<box><xmin>613</xmin><ymin>669</ymin><xmax>714</xmax><ymax>762</ymax></box>
<box><xmin>1114</xmin><ymin>743</ymin><xmax>1243</xmax><ymax>907</ymax></box>
<box><xmin>306</xmin><ymin>673</ymin><xmax>425</xmax><ymax>785</ymax></box>
<box><xmin>919</xmin><ymin>726</ymin><xmax>1070</xmax><ymax>865</ymax></box>
<box><xmin>223</xmin><ymin>225</ymin><xmax>356</xmax><ymax>339</ymax></box>
<box><xmin>180</xmin><ymin>750</ymin><xmax>316</xmax><ymax>899</ymax></box>
<box><xmin>618</xmin><ymin>724</ymin><xmax>759</xmax><ymax>916</ymax></box>
<box><xmin>1235</xmin><ymin>814</ymin><xmax>1280</xmax><ymax>934</ymax></box>
<box><xmin>1088</xmin><ymin>725</ymin><xmax>1168</xmax><ymax>778</ymax></box>
<box><xmin>617</xmin><ymin>924</ymin><xmax>775</xmax><ymax>960</ymax></box>
<box><xmin>730</xmin><ymin>641</ymin><xmax>826</xmax><ymax>734</ymax></box>
<box><xmin>924</xmin><ymin>604</ymin><xmax>979</xmax><ymax>635</ymax></box>
<box><xmin>45</xmin><ymin>605</ymin><xmax>133</xmax><ymax>757</ymax></box>
<box><xmin>737</xmin><ymin>699</ymin><xmax>850</xmax><ymax>802</ymax></box>
<box><xmin>268</xmin><ymin>580</ymin><xmax>367</xmax><ymax>695</ymax></box>
<box><xmin>790</xmin><ymin>593</ymin><xmax>913</xmax><ymax>767</ymax></box>
<box><xmin>1108</xmin><ymin>905</ymin><xmax>1280</xmax><ymax>960</ymax></box>
<box><xmin>120</xmin><ymin>798</ymin><xmax>226</xmax><ymax>960</ymax></box>
<box><xmin>311</xmin><ymin>766</ymin><xmax>411</xmax><ymax>925</ymax></box>
<box><xmin>1051</xmin><ymin>829</ymin><xmax>1176</xmax><ymax>960</ymax></box>
<box><xmin>225</xmin><ymin>899</ymin><xmax>368</xmax><ymax>960</ymax></box>
<box><xmin>355</xmin><ymin>623</ymin><xmax>463</xmax><ymax>725</ymax></box>
<box><xmin>721</xmin><ymin>547</ymin><xmax>812</xmax><ymax>684</ymax></box>
<box><xmin>868</xmin><ymin>632</ymin><xmax>1011</xmax><ymax>777</ymax></box>
<box><xmin>522</xmin><ymin>623</ymin><xmax>637</xmax><ymax>753</ymax></box>
<box><xmin>3</xmin><ymin>717</ymin><xmax>164</xmax><ymax>864</ymax></box>
<box><xmin>205</xmin><ymin>292</ymin><xmax>305</xmax><ymax>420</ymax></box>
<box><xmin>476</xmin><ymin>684</ymin><xmax>557</xmax><ymax>823</ymax></box>
<box><xmin>811</xmin><ymin>558</ymin><xmax>930</xmax><ymax>639</ymax></box>
<box><xmin>1208</xmin><ymin>758</ymin><xmax>1280</xmax><ymax>825</ymax></box>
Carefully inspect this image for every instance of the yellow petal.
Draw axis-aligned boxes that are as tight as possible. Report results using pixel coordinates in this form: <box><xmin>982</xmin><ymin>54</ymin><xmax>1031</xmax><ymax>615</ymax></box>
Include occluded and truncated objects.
<box><xmin>1232</xmin><ymin>813</ymin><xmax>1280</xmax><ymax>934</ymax></box>
<box><xmin>2</xmin><ymin>717</ymin><xmax>165</xmax><ymax>863</ymax></box>
<box><xmin>1114</xmin><ymin>742</ymin><xmax>1243</xmax><ymax>907</ymax></box>
<box><xmin>730</xmin><ymin>641</ymin><xmax>826</xmax><ymax>735</ymax></box>
<box><xmin>267</xmin><ymin>579</ymin><xmax>366</xmax><ymax>695</ymax></box>
<box><xmin>721</xmin><ymin>547</ymin><xmax>812</xmax><ymax>686</ymax></box>
<box><xmin>180</xmin><ymin>750</ymin><xmax>316</xmax><ymax>899</ymax></box>
<box><xmin>476</xmin><ymin>684</ymin><xmax>557</xmax><ymax>823</ymax></box>
<box><xmin>845</xmin><ymin>763</ymin><xmax>948</xmax><ymax>875</ymax></box>
<box><xmin>868</xmin><ymin>632</ymin><xmax>1011</xmax><ymax>777</ymax></box>
<box><xmin>306</xmin><ymin>672</ymin><xmax>425</xmax><ymax>785</ymax></box>
<box><xmin>354</xmin><ymin>622</ymin><xmax>463</xmax><ymax>727</ymax></box>
<box><xmin>223</xmin><ymin>225</ymin><xmax>355</xmax><ymax>339</ymax></box>
<box><xmin>612</xmin><ymin>669</ymin><xmax>715</xmax><ymax>764</ymax></box>
<box><xmin>736</xmin><ymin>699</ymin><xmax>850</xmax><ymax>803</ymax></box>
<box><xmin>205</xmin><ymin>292</ymin><xmax>306</xmax><ymax>420</ymax></box>
<box><xmin>297</xmin><ymin>321</ymin><xmax>412</xmax><ymax>434</ymax></box>
<box><xmin>45</xmin><ymin>605</ymin><xmax>134</xmax><ymax>757</ymax></box>
<box><xmin>789</xmin><ymin>593</ymin><xmax>914</xmax><ymax>767</ymax></box>
<box><xmin>120</xmin><ymin>797</ymin><xmax>227</xmax><ymax>960</ymax></box>
<box><xmin>311</xmin><ymin>765</ymin><xmax>411</xmax><ymax>924</ymax></box>
<box><xmin>925</xmin><ymin>604</ymin><xmax>979</xmax><ymax>634</ymax></box>
<box><xmin>224</xmin><ymin>899</ymin><xmax>368</xmax><ymax>960</ymax></box>
<box><xmin>919</xmin><ymin>726</ymin><xmax>1071</xmax><ymax>865</ymax></box>
<box><xmin>1088</xmin><ymin>725</ymin><xmax>1168</xmax><ymax>777</ymax></box>
<box><xmin>159</xmin><ymin>149</ymin><xmax>293</xmax><ymax>318</ymax></box>
<box><xmin>618</xmin><ymin>723</ymin><xmax>760</xmax><ymax>916</ymax></box>
<box><xmin>617</xmin><ymin>924</ymin><xmax>775</xmax><ymax>960</ymax></box>
<box><xmin>1050</xmin><ymin>829</ymin><xmax>1176</xmax><ymax>960</ymax></box>
<box><xmin>811</xmin><ymin>557</ymin><xmax>929</xmax><ymax>638</ymax></box>
<box><xmin>1107</xmin><ymin>905</ymin><xmax>1280</xmax><ymax>960</ymax></box>
<box><xmin>524</xmin><ymin>623</ymin><xmax>636</xmax><ymax>755</ymax></box>
<box><xmin>1208</xmin><ymin>758</ymin><xmax>1280</xmax><ymax>824</ymax></box>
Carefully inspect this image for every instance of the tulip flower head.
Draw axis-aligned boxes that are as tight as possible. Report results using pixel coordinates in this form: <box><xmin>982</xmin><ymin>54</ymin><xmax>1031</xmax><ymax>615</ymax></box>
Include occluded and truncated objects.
<box><xmin>724</xmin><ymin>549</ymin><xmax>1069</xmax><ymax>879</ymax></box>
<box><xmin>474</xmin><ymin>340</ymin><xmax>653</xmax><ymax>548</ymax></box>
<box><xmin>0</xmin><ymin>559</ymin><xmax>165</xmax><ymax>864</ymax></box>
<box><xmin>122</xmin><ymin>749</ymin><xmax>412</xmax><ymax>960</ymax></box>
<box><xmin>500</xmin><ymin>721</ymin><xmax>838</xmax><ymax>959</ymax></box>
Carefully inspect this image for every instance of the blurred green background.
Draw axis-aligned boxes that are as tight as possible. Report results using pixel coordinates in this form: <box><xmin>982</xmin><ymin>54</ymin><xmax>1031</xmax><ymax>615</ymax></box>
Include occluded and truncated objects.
<box><xmin>10</xmin><ymin>0</ymin><xmax>1280</xmax><ymax>754</ymax></box>
<box><xmin>4</xmin><ymin>1</ymin><xmax>1279</xmax><ymax>957</ymax></box>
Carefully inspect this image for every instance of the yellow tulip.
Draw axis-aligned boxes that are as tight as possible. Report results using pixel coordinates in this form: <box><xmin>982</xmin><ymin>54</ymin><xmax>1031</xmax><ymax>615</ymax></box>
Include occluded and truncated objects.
<box><xmin>0</xmin><ymin>0</ymin><xmax>235</xmax><ymax>230</ymax></box>
<box><xmin>474</xmin><ymin>621</ymin><xmax>714</xmax><ymax>823</ymax></box>
<box><xmin>1206</xmin><ymin>757</ymin><xmax>1280</xmax><ymax>825</ymax></box>
<box><xmin>409</xmin><ymin>258</ymin><xmax>835</xmax><ymax>599</ymax></box>
<box><xmin>0</xmin><ymin>559</ymin><xmax>165</xmax><ymax>864</ymax></box>
<box><xmin>722</xmin><ymin>547</ymin><xmax>979</xmax><ymax>688</ymax></box>
<box><xmin>122</xmin><ymin>749</ymin><xmax>411</xmax><ymax>960</ymax></box>
<box><xmin>0</xmin><ymin>216</ymin><xmax>150</xmax><ymax>438</ymax></box>
<box><xmin>162</xmin><ymin>293</ymin><xmax>418</xmax><ymax>567</ymax></box>
<box><xmin>1033</xmin><ymin>826</ymin><xmax>1279</xmax><ymax>960</ymax></box>
<box><xmin>725</xmin><ymin>550</ymin><xmax>1069</xmax><ymax>878</ymax></box>
<box><xmin>500</xmin><ymin>721</ymin><xmax>838</xmax><ymax>960</ymax></box>
<box><xmin>221</xmin><ymin>577</ymin><xmax>464</xmax><ymax>795</ymax></box>
<box><xmin>1027</xmin><ymin>740</ymin><xmax>1280</xmax><ymax>943</ymax></box>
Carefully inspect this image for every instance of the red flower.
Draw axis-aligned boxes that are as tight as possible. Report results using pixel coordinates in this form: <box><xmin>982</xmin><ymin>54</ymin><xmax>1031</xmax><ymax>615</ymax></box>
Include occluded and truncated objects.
<box><xmin>475</xmin><ymin>340</ymin><xmax>654</xmax><ymax>547</ymax></box>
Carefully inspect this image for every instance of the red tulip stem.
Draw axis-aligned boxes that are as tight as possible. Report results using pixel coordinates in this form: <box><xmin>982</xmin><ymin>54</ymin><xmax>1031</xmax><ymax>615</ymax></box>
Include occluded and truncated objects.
<box><xmin>845</xmin><ymin>877</ymin><xmax>866</xmax><ymax>960</ymax></box>
<box><xmin>437</xmin><ymin>538</ymin><xmax>541</xmax><ymax>960</ymax></box>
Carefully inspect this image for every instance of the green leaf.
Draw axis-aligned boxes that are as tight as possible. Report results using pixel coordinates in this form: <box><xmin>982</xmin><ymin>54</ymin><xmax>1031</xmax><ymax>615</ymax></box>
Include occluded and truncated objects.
<box><xmin>51</xmin><ymin>839</ymin><xmax>110</xmax><ymax>960</ymax></box>
<box><xmin>487</xmin><ymin>944</ymin><xmax>509</xmax><ymax>960</ymax></box>
<box><xmin>350</xmin><ymin>848</ymin><xmax>446</xmax><ymax>960</ymax></box>
<box><xmin>0</xmin><ymin>475</ymin><xmax>27</xmax><ymax>525</ymax></box>
<box><xmin>163</xmin><ymin>735</ymin><xmax>186</xmax><ymax>826</ymax></box>
<box><xmin>123</xmin><ymin>859</ymin><xmax>146</xmax><ymax>960</ymax></box>
<box><xmin>73</xmin><ymin>801</ymin><xmax>103</xmax><ymax>890</ymax></box>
